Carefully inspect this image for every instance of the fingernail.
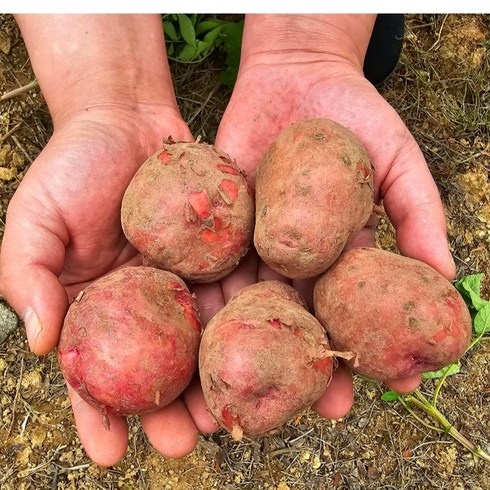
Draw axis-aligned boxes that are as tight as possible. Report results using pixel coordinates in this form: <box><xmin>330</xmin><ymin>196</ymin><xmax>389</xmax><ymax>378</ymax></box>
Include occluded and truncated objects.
<box><xmin>23</xmin><ymin>307</ymin><xmax>42</xmax><ymax>351</ymax></box>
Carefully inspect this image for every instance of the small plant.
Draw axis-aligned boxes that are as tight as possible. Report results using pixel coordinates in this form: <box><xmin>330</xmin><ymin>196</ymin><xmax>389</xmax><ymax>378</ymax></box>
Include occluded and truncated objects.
<box><xmin>162</xmin><ymin>14</ymin><xmax>244</xmax><ymax>87</ymax></box>
<box><xmin>382</xmin><ymin>273</ymin><xmax>490</xmax><ymax>462</ymax></box>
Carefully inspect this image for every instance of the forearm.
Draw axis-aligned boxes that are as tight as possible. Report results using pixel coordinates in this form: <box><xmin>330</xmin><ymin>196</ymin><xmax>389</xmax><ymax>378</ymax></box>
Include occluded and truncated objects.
<box><xmin>242</xmin><ymin>14</ymin><xmax>376</xmax><ymax>68</ymax></box>
<box><xmin>14</xmin><ymin>14</ymin><xmax>176</xmax><ymax>125</ymax></box>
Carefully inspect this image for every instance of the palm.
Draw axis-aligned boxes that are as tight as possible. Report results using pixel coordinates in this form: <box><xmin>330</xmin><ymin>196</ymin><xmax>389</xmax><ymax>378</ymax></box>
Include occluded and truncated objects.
<box><xmin>15</xmin><ymin>112</ymin><xmax>191</xmax><ymax>297</ymax></box>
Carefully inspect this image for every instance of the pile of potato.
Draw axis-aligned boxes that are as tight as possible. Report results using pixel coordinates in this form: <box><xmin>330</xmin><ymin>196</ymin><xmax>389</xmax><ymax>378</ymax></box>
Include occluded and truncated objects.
<box><xmin>58</xmin><ymin>119</ymin><xmax>472</xmax><ymax>441</ymax></box>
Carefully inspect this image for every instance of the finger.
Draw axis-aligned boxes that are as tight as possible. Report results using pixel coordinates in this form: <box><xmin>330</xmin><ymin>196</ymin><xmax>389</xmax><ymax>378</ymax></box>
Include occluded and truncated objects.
<box><xmin>257</xmin><ymin>260</ymin><xmax>290</xmax><ymax>283</ymax></box>
<box><xmin>191</xmin><ymin>282</ymin><xmax>225</xmax><ymax>326</ymax></box>
<box><xmin>0</xmin><ymin>195</ymin><xmax>69</xmax><ymax>355</ymax></box>
<box><xmin>68</xmin><ymin>385</ymin><xmax>128</xmax><ymax>467</ymax></box>
<box><xmin>291</xmin><ymin>278</ymin><xmax>316</xmax><ymax>309</ymax></box>
<box><xmin>312</xmin><ymin>362</ymin><xmax>354</xmax><ymax>419</ymax></box>
<box><xmin>384</xmin><ymin>373</ymin><xmax>422</xmax><ymax>394</ymax></box>
<box><xmin>344</xmin><ymin>213</ymin><xmax>378</xmax><ymax>250</ymax></box>
<box><xmin>182</xmin><ymin>376</ymin><xmax>219</xmax><ymax>433</ymax></box>
<box><xmin>220</xmin><ymin>249</ymin><xmax>258</xmax><ymax>303</ymax></box>
<box><xmin>381</xmin><ymin>137</ymin><xmax>456</xmax><ymax>280</ymax></box>
<box><xmin>140</xmin><ymin>398</ymin><xmax>198</xmax><ymax>459</ymax></box>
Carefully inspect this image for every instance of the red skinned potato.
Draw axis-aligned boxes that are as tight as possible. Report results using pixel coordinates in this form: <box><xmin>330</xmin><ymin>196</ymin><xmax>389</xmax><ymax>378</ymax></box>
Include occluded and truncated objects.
<box><xmin>58</xmin><ymin>267</ymin><xmax>201</xmax><ymax>421</ymax></box>
<box><xmin>254</xmin><ymin>118</ymin><xmax>374</xmax><ymax>279</ymax></box>
<box><xmin>199</xmin><ymin>281</ymin><xmax>335</xmax><ymax>440</ymax></box>
<box><xmin>121</xmin><ymin>139</ymin><xmax>254</xmax><ymax>283</ymax></box>
<box><xmin>313</xmin><ymin>247</ymin><xmax>472</xmax><ymax>381</ymax></box>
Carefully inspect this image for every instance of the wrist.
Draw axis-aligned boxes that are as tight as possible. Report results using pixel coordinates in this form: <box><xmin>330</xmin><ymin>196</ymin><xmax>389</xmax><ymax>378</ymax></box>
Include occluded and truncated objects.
<box><xmin>241</xmin><ymin>14</ymin><xmax>376</xmax><ymax>71</ymax></box>
<box><xmin>15</xmin><ymin>14</ymin><xmax>178</xmax><ymax>126</ymax></box>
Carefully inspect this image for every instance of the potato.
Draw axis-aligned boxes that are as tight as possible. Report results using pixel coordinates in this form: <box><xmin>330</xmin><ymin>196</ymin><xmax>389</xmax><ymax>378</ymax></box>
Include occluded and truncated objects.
<box><xmin>313</xmin><ymin>247</ymin><xmax>472</xmax><ymax>380</ymax></box>
<box><xmin>58</xmin><ymin>267</ymin><xmax>201</xmax><ymax>421</ymax></box>
<box><xmin>199</xmin><ymin>281</ymin><xmax>334</xmax><ymax>440</ymax></box>
<box><xmin>254</xmin><ymin>118</ymin><xmax>374</xmax><ymax>279</ymax></box>
<box><xmin>121</xmin><ymin>139</ymin><xmax>254</xmax><ymax>283</ymax></box>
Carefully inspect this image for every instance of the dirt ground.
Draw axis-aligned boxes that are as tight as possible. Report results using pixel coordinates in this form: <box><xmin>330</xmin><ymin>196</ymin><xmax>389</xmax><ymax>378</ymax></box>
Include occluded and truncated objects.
<box><xmin>0</xmin><ymin>13</ymin><xmax>489</xmax><ymax>490</ymax></box>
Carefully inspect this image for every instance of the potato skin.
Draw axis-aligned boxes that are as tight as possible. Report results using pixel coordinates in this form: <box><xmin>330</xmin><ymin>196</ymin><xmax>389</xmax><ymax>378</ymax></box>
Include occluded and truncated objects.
<box><xmin>199</xmin><ymin>281</ymin><xmax>333</xmax><ymax>439</ymax></box>
<box><xmin>254</xmin><ymin>118</ymin><xmax>374</xmax><ymax>279</ymax></box>
<box><xmin>121</xmin><ymin>140</ymin><xmax>254</xmax><ymax>283</ymax></box>
<box><xmin>313</xmin><ymin>247</ymin><xmax>472</xmax><ymax>380</ymax></box>
<box><xmin>58</xmin><ymin>267</ymin><xmax>201</xmax><ymax>418</ymax></box>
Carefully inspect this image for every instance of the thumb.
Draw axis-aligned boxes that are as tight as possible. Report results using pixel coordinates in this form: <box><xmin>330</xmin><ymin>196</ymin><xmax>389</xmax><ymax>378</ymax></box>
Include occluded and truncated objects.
<box><xmin>0</xmin><ymin>193</ymin><xmax>69</xmax><ymax>355</ymax></box>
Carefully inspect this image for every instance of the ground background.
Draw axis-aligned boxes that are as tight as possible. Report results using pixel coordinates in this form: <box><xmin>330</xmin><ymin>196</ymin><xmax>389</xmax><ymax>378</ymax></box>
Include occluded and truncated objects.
<box><xmin>0</xmin><ymin>13</ymin><xmax>489</xmax><ymax>490</ymax></box>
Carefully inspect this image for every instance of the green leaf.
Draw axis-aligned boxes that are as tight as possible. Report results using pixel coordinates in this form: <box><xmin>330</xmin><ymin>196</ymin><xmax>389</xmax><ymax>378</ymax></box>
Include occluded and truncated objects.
<box><xmin>178</xmin><ymin>14</ymin><xmax>196</xmax><ymax>47</ymax></box>
<box><xmin>195</xmin><ymin>40</ymin><xmax>210</xmax><ymax>59</ymax></box>
<box><xmin>474</xmin><ymin>303</ymin><xmax>490</xmax><ymax>335</ymax></box>
<box><xmin>163</xmin><ymin>20</ymin><xmax>179</xmax><ymax>42</ymax></box>
<box><xmin>203</xmin><ymin>25</ymin><xmax>224</xmax><ymax>46</ymax></box>
<box><xmin>218</xmin><ymin>20</ymin><xmax>244</xmax><ymax>88</ymax></box>
<box><xmin>422</xmin><ymin>361</ymin><xmax>460</xmax><ymax>379</ymax></box>
<box><xmin>455</xmin><ymin>273</ymin><xmax>488</xmax><ymax>311</ymax></box>
<box><xmin>167</xmin><ymin>42</ymin><xmax>174</xmax><ymax>56</ymax></box>
<box><xmin>177</xmin><ymin>43</ymin><xmax>198</xmax><ymax>61</ymax></box>
<box><xmin>381</xmin><ymin>390</ymin><xmax>401</xmax><ymax>401</ymax></box>
<box><xmin>195</xmin><ymin>19</ymin><xmax>226</xmax><ymax>36</ymax></box>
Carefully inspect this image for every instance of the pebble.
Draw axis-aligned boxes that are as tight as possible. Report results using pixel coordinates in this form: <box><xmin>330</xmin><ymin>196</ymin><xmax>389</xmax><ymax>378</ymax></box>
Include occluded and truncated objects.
<box><xmin>0</xmin><ymin>301</ymin><xmax>18</xmax><ymax>344</ymax></box>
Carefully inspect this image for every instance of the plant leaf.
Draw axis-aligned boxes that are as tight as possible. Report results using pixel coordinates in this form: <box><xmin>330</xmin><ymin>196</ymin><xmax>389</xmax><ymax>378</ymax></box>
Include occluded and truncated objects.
<box><xmin>422</xmin><ymin>361</ymin><xmax>460</xmax><ymax>379</ymax></box>
<box><xmin>474</xmin><ymin>302</ymin><xmax>490</xmax><ymax>335</ymax></box>
<box><xmin>455</xmin><ymin>273</ymin><xmax>488</xmax><ymax>311</ymax></box>
<box><xmin>177</xmin><ymin>43</ymin><xmax>198</xmax><ymax>62</ymax></box>
<box><xmin>195</xmin><ymin>40</ymin><xmax>210</xmax><ymax>59</ymax></box>
<box><xmin>178</xmin><ymin>14</ymin><xmax>196</xmax><ymax>47</ymax></box>
<box><xmin>381</xmin><ymin>390</ymin><xmax>401</xmax><ymax>401</ymax></box>
<box><xmin>203</xmin><ymin>25</ymin><xmax>224</xmax><ymax>46</ymax></box>
<box><xmin>195</xmin><ymin>19</ymin><xmax>226</xmax><ymax>36</ymax></box>
<box><xmin>218</xmin><ymin>19</ymin><xmax>244</xmax><ymax>88</ymax></box>
<box><xmin>163</xmin><ymin>20</ymin><xmax>179</xmax><ymax>42</ymax></box>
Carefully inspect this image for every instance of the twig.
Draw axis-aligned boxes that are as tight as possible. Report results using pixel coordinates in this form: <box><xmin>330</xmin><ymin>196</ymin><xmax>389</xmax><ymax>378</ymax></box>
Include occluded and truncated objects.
<box><xmin>186</xmin><ymin>83</ymin><xmax>220</xmax><ymax>127</ymax></box>
<box><xmin>428</xmin><ymin>14</ymin><xmax>448</xmax><ymax>52</ymax></box>
<box><xmin>10</xmin><ymin>134</ymin><xmax>34</xmax><ymax>164</ymax></box>
<box><xmin>6</xmin><ymin>354</ymin><xmax>24</xmax><ymax>439</ymax></box>
<box><xmin>0</xmin><ymin>80</ymin><xmax>39</xmax><ymax>101</ymax></box>
<box><xmin>0</xmin><ymin>122</ymin><xmax>22</xmax><ymax>145</ymax></box>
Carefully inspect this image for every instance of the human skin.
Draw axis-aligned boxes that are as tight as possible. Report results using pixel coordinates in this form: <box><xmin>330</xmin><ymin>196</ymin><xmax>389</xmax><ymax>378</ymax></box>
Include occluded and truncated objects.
<box><xmin>0</xmin><ymin>13</ymin><xmax>456</xmax><ymax>467</ymax></box>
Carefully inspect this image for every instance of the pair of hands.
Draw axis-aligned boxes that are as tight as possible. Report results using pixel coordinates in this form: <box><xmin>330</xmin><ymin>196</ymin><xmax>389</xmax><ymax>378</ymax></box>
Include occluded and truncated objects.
<box><xmin>0</xmin><ymin>15</ymin><xmax>455</xmax><ymax>467</ymax></box>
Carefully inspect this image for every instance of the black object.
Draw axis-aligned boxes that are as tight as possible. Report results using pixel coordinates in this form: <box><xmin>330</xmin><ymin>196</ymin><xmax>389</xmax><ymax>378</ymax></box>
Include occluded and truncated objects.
<box><xmin>363</xmin><ymin>14</ymin><xmax>405</xmax><ymax>86</ymax></box>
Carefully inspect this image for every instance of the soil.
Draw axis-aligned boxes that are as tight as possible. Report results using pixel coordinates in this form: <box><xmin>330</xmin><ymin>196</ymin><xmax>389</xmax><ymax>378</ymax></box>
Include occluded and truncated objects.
<box><xmin>0</xmin><ymin>13</ymin><xmax>489</xmax><ymax>490</ymax></box>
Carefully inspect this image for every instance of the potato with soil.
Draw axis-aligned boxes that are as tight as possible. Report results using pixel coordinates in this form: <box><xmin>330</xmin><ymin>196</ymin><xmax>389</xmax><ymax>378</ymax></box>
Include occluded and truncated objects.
<box><xmin>58</xmin><ymin>266</ymin><xmax>201</xmax><ymax>420</ymax></box>
<box><xmin>121</xmin><ymin>139</ymin><xmax>254</xmax><ymax>283</ymax></box>
<box><xmin>254</xmin><ymin>118</ymin><xmax>374</xmax><ymax>279</ymax></box>
<box><xmin>314</xmin><ymin>247</ymin><xmax>472</xmax><ymax>381</ymax></box>
<box><xmin>199</xmin><ymin>281</ymin><xmax>334</xmax><ymax>440</ymax></box>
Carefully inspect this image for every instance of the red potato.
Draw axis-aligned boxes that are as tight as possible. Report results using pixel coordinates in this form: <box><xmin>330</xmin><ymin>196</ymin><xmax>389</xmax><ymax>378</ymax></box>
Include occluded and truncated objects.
<box><xmin>199</xmin><ymin>281</ymin><xmax>335</xmax><ymax>440</ymax></box>
<box><xmin>313</xmin><ymin>247</ymin><xmax>473</xmax><ymax>380</ymax></box>
<box><xmin>58</xmin><ymin>267</ymin><xmax>201</xmax><ymax>421</ymax></box>
<box><xmin>121</xmin><ymin>139</ymin><xmax>254</xmax><ymax>283</ymax></box>
<box><xmin>254</xmin><ymin>118</ymin><xmax>374</xmax><ymax>279</ymax></box>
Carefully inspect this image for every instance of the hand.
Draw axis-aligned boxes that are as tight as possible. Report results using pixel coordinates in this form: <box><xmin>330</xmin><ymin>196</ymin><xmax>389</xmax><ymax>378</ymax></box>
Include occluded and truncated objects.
<box><xmin>0</xmin><ymin>106</ymin><xmax>219</xmax><ymax>465</ymax></box>
<box><xmin>214</xmin><ymin>14</ymin><xmax>456</xmax><ymax>402</ymax></box>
